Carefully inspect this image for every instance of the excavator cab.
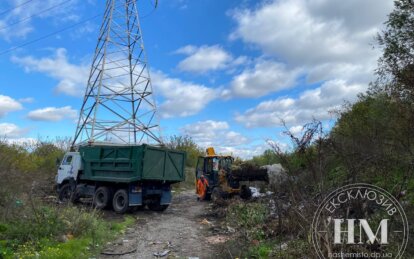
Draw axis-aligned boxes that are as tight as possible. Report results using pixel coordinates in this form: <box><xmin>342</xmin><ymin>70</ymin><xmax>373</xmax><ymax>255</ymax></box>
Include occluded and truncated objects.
<box><xmin>195</xmin><ymin>156</ymin><xmax>220</xmax><ymax>200</ymax></box>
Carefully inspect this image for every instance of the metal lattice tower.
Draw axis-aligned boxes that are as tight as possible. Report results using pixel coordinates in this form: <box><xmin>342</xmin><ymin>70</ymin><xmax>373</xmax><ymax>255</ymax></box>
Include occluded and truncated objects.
<box><xmin>73</xmin><ymin>0</ymin><xmax>161</xmax><ymax>147</ymax></box>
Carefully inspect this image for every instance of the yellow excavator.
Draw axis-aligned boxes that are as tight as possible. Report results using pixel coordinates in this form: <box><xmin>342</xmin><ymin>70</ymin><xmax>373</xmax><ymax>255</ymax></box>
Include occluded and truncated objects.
<box><xmin>195</xmin><ymin>147</ymin><xmax>268</xmax><ymax>201</ymax></box>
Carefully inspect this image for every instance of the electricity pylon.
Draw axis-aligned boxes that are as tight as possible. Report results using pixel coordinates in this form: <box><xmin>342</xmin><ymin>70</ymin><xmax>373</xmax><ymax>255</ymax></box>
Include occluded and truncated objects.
<box><xmin>72</xmin><ymin>0</ymin><xmax>161</xmax><ymax>147</ymax></box>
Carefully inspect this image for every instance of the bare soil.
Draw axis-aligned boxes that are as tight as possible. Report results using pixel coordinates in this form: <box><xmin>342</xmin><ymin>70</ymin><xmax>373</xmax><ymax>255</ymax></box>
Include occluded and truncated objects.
<box><xmin>99</xmin><ymin>190</ymin><xmax>231</xmax><ymax>259</ymax></box>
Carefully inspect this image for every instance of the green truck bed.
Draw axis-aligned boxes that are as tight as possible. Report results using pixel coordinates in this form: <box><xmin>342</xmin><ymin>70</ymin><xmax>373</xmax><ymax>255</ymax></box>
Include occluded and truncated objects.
<box><xmin>78</xmin><ymin>144</ymin><xmax>186</xmax><ymax>183</ymax></box>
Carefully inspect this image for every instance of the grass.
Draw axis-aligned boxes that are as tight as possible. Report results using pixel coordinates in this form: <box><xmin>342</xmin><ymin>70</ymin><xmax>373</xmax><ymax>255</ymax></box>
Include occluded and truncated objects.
<box><xmin>246</xmin><ymin>240</ymin><xmax>311</xmax><ymax>259</ymax></box>
<box><xmin>223</xmin><ymin>199</ymin><xmax>314</xmax><ymax>258</ymax></box>
<box><xmin>0</xmin><ymin>205</ymin><xmax>135</xmax><ymax>259</ymax></box>
<box><xmin>226</xmin><ymin>201</ymin><xmax>269</xmax><ymax>241</ymax></box>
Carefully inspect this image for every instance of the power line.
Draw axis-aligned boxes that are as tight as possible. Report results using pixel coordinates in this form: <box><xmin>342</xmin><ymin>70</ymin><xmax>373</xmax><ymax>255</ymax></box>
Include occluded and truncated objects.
<box><xmin>0</xmin><ymin>0</ymin><xmax>36</xmax><ymax>17</ymax></box>
<box><xmin>0</xmin><ymin>14</ymin><xmax>100</xmax><ymax>56</ymax></box>
<box><xmin>140</xmin><ymin>0</ymin><xmax>158</xmax><ymax>19</ymax></box>
<box><xmin>0</xmin><ymin>0</ymin><xmax>72</xmax><ymax>32</ymax></box>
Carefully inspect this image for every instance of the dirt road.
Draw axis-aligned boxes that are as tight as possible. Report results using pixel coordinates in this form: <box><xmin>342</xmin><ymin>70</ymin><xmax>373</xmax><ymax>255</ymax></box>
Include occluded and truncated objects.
<box><xmin>99</xmin><ymin>191</ymin><xmax>228</xmax><ymax>259</ymax></box>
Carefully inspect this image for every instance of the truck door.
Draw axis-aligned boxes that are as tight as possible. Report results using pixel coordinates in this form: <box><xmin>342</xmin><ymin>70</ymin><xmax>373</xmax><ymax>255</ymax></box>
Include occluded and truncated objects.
<box><xmin>57</xmin><ymin>153</ymin><xmax>81</xmax><ymax>184</ymax></box>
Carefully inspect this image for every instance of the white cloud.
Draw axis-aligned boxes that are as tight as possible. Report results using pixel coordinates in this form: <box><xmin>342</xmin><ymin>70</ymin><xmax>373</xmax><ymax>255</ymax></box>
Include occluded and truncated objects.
<box><xmin>231</xmin><ymin>0</ymin><xmax>391</xmax><ymax>66</ymax></box>
<box><xmin>27</xmin><ymin>106</ymin><xmax>77</xmax><ymax>122</ymax></box>
<box><xmin>235</xmin><ymin>79</ymin><xmax>365</xmax><ymax>128</ymax></box>
<box><xmin>168</xmin><ymin>0</ymin><xmax>189</xmax><ymax>10</ymax></box>
<box><xmin>228</xmin><ymin>0</ymin><xmax>393</xmax><ymax>126</ymax></box>
<box><xmin>0</xmin><ymin>0</ymin><xmax>81</xmax><ymax>40</ymax></box>
<box><xmin>3</xmin><ymin>137</ymin><xmax>38</xmax><ymax>146</ymax></box>
<box><xmin>0</xmin><ymin>123</ymin><xmax>26</xmax><ymax>138</ymax></box>
<box><xmin>0</xmin><ymin>95</ymin><xmax>22</xmax><ymax>117</ymax></box>
<box><xmin>12</xmin><ymin>50</ymin><xmax>218</xmax><ymax>119</ymax></box>
<box><xmin>181</xmin><ymin>120</ymin><xmax>250</xmax><ymax>149</ymax></box>
<box><xmin>230</xmin><ymin>0</ymin><xmax>393</xmax><ymax>85</ymax></box>
<box><xmin>18</xmin><ymin>97</ymin><xmax>34</xmax><ymax>103</ymax></box>
<box><xmin>176</xmin><ymin>45</ymin><xmax>237</xmax><ymax>73</ymax></box>
<box><xmin>289</xmin><ymin>125</ymin><xmax>303</xmax><ymax>136</ymax></box>
<box><xmin>183</xmin><ymin>120</ymin><xmax>229</xmax><ymax>133</ymax></box>
<box><xmin>217</xmin><ymin>144</ymin><xmax>269</xmax><ymax>159</ymax></box>
<box><xmin>11</xmin><ymin>48</ymin><xmax>89</xmax><ymax>97</ymax></box>
<box><xmin>152</xmin><ymin>71</ymin><xmax>218</xmax><ymax>118</ymax></box>
<box><xmin>223</xmin><ymin>60</ymin><xmax>301</xmax><ymax>98</ymax></box>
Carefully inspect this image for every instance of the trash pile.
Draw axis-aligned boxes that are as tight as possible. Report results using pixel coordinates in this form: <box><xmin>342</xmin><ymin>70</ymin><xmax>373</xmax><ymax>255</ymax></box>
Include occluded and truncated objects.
<box><xmin>249</xmin><ymin>187</ymin><xmax>273</xmax><ymax>198</ymax></box>
<box><xmin>262</xmin><ymin>164</ymin><xmax>289</xmax><ymax>186</ymax></box>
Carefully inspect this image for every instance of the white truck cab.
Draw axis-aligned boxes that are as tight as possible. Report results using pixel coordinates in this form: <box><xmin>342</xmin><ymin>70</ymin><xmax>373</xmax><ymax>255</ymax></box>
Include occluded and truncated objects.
<box><xmin>56</xmin><ymin>152</ymin><xmax>82</xmax><ymax>185</ymax></box>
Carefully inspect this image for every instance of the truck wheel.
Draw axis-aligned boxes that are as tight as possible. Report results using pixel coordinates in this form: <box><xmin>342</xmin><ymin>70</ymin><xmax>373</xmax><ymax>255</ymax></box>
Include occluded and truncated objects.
<box><xmin>94</xmin><ymin>186</ymin><xmax>111</xmax><ymax>209</ymax></box>
<box><xmin>211</xmin><ymin>187</ymin><xmax>225</xmax><ymax>204</ymax></box>
<box><xmin>71</xmin><ymin>188</ymin><xmax>81</xmax><ymax>204</ymax></box>
<box><xmin>204</xmin><ymin>193</ymin><xmax>212</xmax><ymax>201</ymax></box>
<box><xmin>112</xmin><ymin>189</ymin><xmax>129</xmax><ymax>214</ymax></box>
<box><xmin>148</xmin><ymin>201</ymin><xmax>169</xmax><ymax>212</ymax></box>
<box><xmin>58</xmin><ymin>183</ymin><xmax>74</xmax><ymax>203</ymax></box>
<box><xmin>240</xmin><ymin>185</ymin><xmax>252</xmax><ymax>200</ymax></box>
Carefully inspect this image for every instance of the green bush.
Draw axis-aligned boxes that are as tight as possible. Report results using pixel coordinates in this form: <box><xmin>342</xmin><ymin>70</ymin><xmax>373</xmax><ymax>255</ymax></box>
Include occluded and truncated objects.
<box><xmin>250</xmin><ymin>149</ymin><xmax>280</xmax><ymax>166</ymax></box>
<box><xmin>227</xmin><ymin>202</ymin><xmax>269</xmax><ymax>240</ymax></box>
<box><xmin>0</xmin><ymin>204</ymin><xmax>134</xmax><ymax>258</ymax></box>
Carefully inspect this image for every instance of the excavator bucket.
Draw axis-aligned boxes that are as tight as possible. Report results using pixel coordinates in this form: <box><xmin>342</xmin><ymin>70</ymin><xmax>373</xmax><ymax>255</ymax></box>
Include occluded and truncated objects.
<box><xmin>231</xmin><ymin>164</ymin><xmax>269</xmax><ymax>182</ymax></box>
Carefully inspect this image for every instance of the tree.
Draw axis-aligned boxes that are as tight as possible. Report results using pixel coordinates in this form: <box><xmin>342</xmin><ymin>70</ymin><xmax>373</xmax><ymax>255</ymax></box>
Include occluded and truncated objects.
<box><xmin>251</xmin><ymin>149</ymin><xmax>280</xmax><ymax>166</ymax></box>
<box><xmin>375</xmin><ymin>0</ymin><xmax>414</xmax><ymax>100</ymax></box>
<box><xmin>165</xmin><ymin>135</ymin><xmax>203</xmax><ymax>167</ymax></box>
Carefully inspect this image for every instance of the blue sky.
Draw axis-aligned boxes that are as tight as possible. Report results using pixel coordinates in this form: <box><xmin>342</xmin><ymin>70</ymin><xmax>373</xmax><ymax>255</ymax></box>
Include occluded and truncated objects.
<box><xmin>0</xmin><ymin>0</ymin><xmax>394</xmax><ymax>158</ymax></box>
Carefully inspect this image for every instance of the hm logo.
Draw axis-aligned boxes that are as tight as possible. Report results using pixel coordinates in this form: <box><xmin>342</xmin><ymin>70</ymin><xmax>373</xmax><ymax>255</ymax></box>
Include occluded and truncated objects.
<box><xmin>333</xmin><ymin>219</ymin><xmax>388</xmax><ymax>245</ymax></box>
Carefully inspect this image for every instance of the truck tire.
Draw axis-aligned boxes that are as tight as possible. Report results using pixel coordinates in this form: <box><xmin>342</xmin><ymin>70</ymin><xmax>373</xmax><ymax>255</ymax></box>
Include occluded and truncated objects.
<box><xmin>94</xmin><ymin>186</ymin><xmax>111</xmax><ymax>209</ymax></box>
<box><xmin>112</xmin><ymin>189</ymin><xmax>129</xmax><ymax>214</ymax></box>
<box><xmin>58</xmin><ymin>183</ymin><xmax>74</xmax><ymax>203</ymax></box>
<box><xmin>204</xmin><ymin>192</ymin><xmax>212</xmax><ymax>201</ymax></box>
<box><xmin>71</xmin><ymin>188</ymin><xmax>81</xmax><ymax>204</ymax></box>
<box><xmin>240</xmin><ymin>185</ymin><xmax>252</xmax><ymax>200</ymax></box>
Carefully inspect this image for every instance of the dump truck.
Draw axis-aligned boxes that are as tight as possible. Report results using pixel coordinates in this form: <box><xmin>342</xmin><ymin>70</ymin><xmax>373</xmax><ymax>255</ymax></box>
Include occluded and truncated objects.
<box><xmin>195</xmin><ymin>147</ymin><xmax>268</xmax><ymax>201</ymax></box>
<box><xmin>56</xmin><ymin>144</ymin><xmax>186</xmax><ymax>213</ymax></box>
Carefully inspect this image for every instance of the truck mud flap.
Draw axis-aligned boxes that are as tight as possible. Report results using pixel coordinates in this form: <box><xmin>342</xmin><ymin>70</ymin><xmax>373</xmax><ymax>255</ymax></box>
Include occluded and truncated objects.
<box><xmin>129</xmin><ymin>185</ymin><xmax>142</xmax><ymax>206</ymax></box>
<box><xmin>160</xmin><ymin>190</ymin><xmax>171</xmax><ymax>205</ymax></box>
<box><xmin>144</xmin><ymin>188</ymin><xmax>172</xmax><ymax>205</ymax></box>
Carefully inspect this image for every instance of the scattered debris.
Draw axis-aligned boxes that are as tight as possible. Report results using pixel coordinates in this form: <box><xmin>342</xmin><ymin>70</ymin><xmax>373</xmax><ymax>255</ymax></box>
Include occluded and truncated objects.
<box><xmin>252</xmin><ymin>239</ymin><xmax>260</xmax><ymax>246</ymax></box>
<box><xmin>166</xmin><ymin>241</ymin><xmax>174</xmax><ymax>248</ymax></box>
<box><xmin>149</xmin><ymin>241</ymin><xmax>164</xmax><ymax>245</ymax></box>
<box><xmin>200</xmin><ymin>218</ymin><xmax>212</xmax><ymax>225</ymax></box>
<box><xmin>153</xmin><ymin>250</ymin><xmax>170</xmax><ymax>257</ymax></box>
<box><xmin>101</xmin><ymin>248</ymin><xmax>137</xmax><ymax>255</ymax></box>
<box><xmin>100</xmin><ymin>191</ymin><xmax>218</xmax><ymax>258</ymax></box>
<box><xmin>249</xmin><ymin>187</ymin><xmax>273</xmax><ymax>198</ymax></box>
<box><xmin>125</xmin><ymin>228</ymin><xmax>135</xmax><ymax>234</ymax></box>
<box><xmin>262</xmin><ymin>164</ymin><xmax>292</xmax><ymax>187</ymax></box>
<box><xmin>205</xmin><ymin>235</ymin><xmax>230</xmax><ymax>244</ymax></box>
<box><xmin>226</xmin><ymin>226</ymin><xmax>236</xmax><ymax>233</ymax></box>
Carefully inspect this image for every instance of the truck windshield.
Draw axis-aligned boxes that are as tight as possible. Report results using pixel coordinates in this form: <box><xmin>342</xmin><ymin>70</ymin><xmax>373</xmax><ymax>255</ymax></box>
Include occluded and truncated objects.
<box><xmin>63</xmin><ymin>155</ymin><xmax>73</xmax><ymax>165</ymax></box>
